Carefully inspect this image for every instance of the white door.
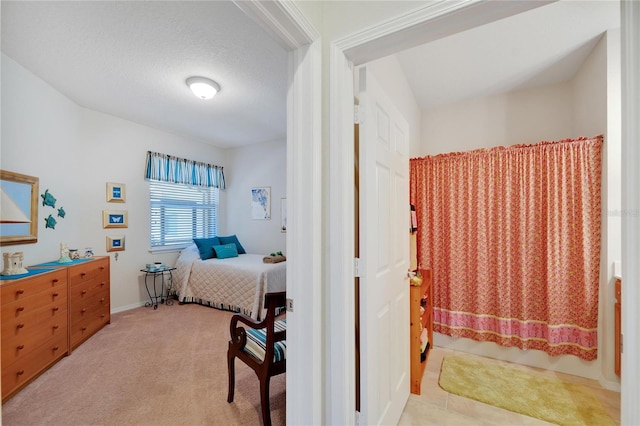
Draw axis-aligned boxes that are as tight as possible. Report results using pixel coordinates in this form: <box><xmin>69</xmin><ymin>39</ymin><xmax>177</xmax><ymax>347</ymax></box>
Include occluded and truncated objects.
<box><xmin>358</xmin><ymin>66</ymin><xmax>410</xmax><ymax>425</ymax></box>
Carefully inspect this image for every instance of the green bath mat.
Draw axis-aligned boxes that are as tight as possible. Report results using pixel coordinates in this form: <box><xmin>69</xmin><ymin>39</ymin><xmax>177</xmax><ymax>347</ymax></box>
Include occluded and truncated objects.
<box><xmin>439</xmin><ymin>355</ymin><xmax>615</xmax><ymax>426</ymax></box>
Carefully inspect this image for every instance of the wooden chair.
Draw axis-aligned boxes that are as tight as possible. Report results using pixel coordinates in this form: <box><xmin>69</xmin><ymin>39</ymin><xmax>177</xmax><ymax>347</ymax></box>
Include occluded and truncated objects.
<box><xmin>227</xmin><ymin>291</ymin><xmax>286</xmax><ymax>426</ymax></box>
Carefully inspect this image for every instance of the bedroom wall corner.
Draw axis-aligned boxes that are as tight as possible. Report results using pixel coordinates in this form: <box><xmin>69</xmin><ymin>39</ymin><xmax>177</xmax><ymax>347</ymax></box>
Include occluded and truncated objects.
<box><xmin>224</xmin><ymin>139</ymin><xmax>287</xmax><ymax>256</ymax></box>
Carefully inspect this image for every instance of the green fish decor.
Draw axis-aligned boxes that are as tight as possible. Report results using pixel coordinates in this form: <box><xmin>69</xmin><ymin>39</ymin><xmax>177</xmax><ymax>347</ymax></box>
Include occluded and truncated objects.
<box><xmin>41</xmin><ymin>189</ymin><xmax>56</xmax><ymax>208</ymax></box>
<box><xmin>57</xmin><ymin>207</ymin><xmax>66</xmax><ymax>218</ymax></box>
<box><xmin>44</xmin><ymin>214</ymin><xmax>57</xmax><ymax>229</ymax></box>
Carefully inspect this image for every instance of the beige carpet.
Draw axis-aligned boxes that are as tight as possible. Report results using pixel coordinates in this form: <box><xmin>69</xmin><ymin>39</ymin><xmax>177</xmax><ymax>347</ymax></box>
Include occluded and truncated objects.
<box><xmin>438</xmin><ymin>355</ymin><xmax>614</xmax><ymax>426</ymax></box>
<box><xmin>1</xmin><ymin>303</ymin><xmax>285</xmax><ymax>425</ymax></box>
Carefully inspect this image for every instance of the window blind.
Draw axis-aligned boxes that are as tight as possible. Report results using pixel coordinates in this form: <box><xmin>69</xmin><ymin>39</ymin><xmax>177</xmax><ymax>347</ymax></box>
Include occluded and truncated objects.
<box><xmin>149</xmin><ymin>181</ymin><xmax>219</xmax><ymax>249</ymax></box>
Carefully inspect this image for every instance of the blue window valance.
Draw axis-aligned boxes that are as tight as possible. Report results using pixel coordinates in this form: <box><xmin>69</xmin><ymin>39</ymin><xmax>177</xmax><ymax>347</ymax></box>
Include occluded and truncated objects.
<box><xmin>144</xmin><ymin>151</ymin><xmax>226</xmax><ymax>189</ymax></box>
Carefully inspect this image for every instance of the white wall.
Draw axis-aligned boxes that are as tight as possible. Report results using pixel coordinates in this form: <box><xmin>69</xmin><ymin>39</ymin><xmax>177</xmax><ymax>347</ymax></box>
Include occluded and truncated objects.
<box><xmin>572</xmin><ymin>30</ymin><xmax>622</xmax><ymax>386</ymax></box>
<box><xmin>224</xmin><ymin>140</ymin><xmax>287</xmax><ymax>255</ymax></box>
<box><xmin>2</xmin><ymin>54</ymin><xmax>285</xmax><ymax>312</ymax></box>
<box><xmin>418</xmin><ymin>32</ymin><xmax>621</xmax><ymax>387</ymax></box>
<box><xmin>421</xmin><ymin>82</ymin><xmax>574</xmax><ymax>154</ymax></box>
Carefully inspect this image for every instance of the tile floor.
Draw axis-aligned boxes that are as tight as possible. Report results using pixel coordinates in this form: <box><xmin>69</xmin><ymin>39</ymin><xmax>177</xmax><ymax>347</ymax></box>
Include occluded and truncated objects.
<box><xmin>399</xmin><ymin>347</ymin><xmax>621</xmax><ymax>425</ymax></box>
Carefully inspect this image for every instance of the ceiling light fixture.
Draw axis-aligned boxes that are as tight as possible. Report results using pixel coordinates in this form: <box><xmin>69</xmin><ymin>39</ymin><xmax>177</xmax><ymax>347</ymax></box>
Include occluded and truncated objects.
<box><xmin>186</xmin><ymin>76</ymin><xmax>220</xmax><ymax>100</ymax></box>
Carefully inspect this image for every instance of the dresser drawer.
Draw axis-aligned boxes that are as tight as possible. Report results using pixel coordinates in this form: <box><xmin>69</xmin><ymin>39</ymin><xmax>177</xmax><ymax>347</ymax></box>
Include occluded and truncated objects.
<box><xmin>69</xmin><ymin>276</ymin><xmax>109</xmax><ymax>305</ymax></box>
<box><xmin>1</xmin><ymin>269</ymin><xmax>67</xmax><ymax>305</ymax></box>
<box><xmin>1</xmin><ymin>286</ymin><xmax>68</xmax><ymax>324</ymax></box>
<box><xmin>70</xmin><ymin>290</ymin><xmax>109</xmax><ymax>321</ymax></box>
<box><xmin>70</xmin><ymin>303</ymin><xmax>110</xmax><ymax>349</ymax></box>
<box><xmin>2</xmin><ymin>300</ymin><xmax>68</xmax><ymax>339</ymax></box>
<box><xmin>2</xmin><ymin>313</ymin><xmax>68</xmax><ymax>365</ymax></box>
<box><xmin>68</xmin><ymin>258</ymin><xmax>109</xmax><ymax>286</ymax></box>
<box><xmin>1</xmin><ymin>333</ymin><xmax>67</xmax><ymax>401</ymax></box>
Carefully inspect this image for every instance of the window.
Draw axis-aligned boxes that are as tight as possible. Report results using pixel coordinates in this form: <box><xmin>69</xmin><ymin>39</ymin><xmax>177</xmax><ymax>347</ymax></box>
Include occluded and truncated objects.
<box><xmin>149</xmin><ymin>181</ymin><xmax>219</xmax><ymax>250</ymax></box>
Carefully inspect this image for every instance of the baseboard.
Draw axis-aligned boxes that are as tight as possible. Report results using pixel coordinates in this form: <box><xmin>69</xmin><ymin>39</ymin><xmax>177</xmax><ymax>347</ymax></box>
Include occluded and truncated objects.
<box><xmin>433</xmin><ymin>333</ymin><xmax>602</xmax><ymax>381</ymax></box>
<box><xmin>598</xmin><ymin>375</ymin><xmax>622</xmax><ymax>392</ymax></box>
<box><xmin>111</xmin><ymin>301</ymin><xmax>146</xmax><ymax>314</ymax></box>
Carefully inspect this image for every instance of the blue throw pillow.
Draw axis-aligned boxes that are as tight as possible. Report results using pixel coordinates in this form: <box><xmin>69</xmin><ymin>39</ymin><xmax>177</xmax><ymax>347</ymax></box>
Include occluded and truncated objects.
<box><xmin>213</xmin><ymin>243</ymin><xmax>239</xmax><ymax>259</ymax></box>
<box><xmin>193</xmin><ymin>237</ymin><xmax>221</xmax><ymax>260</ymax></box>
<box><xmin>218</xmin><ymin>234</ymin><xmax>246</xmax><ymax>254</ymax></box>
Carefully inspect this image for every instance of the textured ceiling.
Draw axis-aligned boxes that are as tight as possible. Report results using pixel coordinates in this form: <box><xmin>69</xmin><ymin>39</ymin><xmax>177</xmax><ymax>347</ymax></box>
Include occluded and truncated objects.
<box><xmin>1</xmin><ymin>1</ymin><xmax>289</xmax><ymax>148</ymax></box>
<box><xmin>1</xmin><ymin>1</ymin><xmax>620</xmax><ymax>148</ymax></box>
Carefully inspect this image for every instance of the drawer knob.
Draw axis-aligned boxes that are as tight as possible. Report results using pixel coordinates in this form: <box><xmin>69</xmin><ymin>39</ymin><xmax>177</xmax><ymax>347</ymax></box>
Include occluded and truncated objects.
<box><xmin>52</xmin><ymin>307</ymin><xmax>60</xmax><ymax>312</ymax></box>
<box><xmin>17</xmin><ymin>323</ymin><xmax>25</xmax><ymax>329</ymax></box>
<box><xmin>17</xmin><ymin>370</ymin><xmax>24</xmax><ymax>376</ymax></box>
<box><xmin>100</xmin><ymin>282</ymin><xmax>105</xmax><ymax>287</ymax></box>
<box><xmin>81</xmin><ymin>327</ymin><xmax>87</xmax><ymax>331</ymax></box>
<box><xmin>52</xmin><ymin>279</ymin><xmax>59</xmax><ymax>283</ymax></box>
<box><xmin>80</xmin><ymin>272</ymin><xmax>86</xmax><ymax>277</ymax></box>
<box><xmin>16</xmin><ymin>306</ymin><xmax>25</xmax><ymax>312</ymax></box>
<box><xmin>52</xmin><ymin>292</ymin><xmax>59</xmax><ymax>297</ymax></box>
<box><xmin>81</xmin><ymin>290</ymin><xmax>87</xmax><ymax>295</ymax></box>
<box><xmin>16</xmin><ymin>289</ymin><xmax>25</xmax><ymax>295</ymax></box>
<box><xmin>81</xmin><ymin>308</ymin><xmax>87</xmax><ymax>313</ymax></box>
<box><xmin>17</xmin><ymin>344</ymin><xmax>25</xmax><ymax>350</ymax></box>
<box><xmin>52</xmin><ymin>345</ymin><xmax>59</xmax><ymax>351</ymax></box>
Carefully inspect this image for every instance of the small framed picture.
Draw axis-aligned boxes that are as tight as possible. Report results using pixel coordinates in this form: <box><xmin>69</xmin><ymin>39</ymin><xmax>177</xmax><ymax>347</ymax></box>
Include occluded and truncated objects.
<box><xmin>102</xmin><ymin>210</ymin><xmax>128</xmax><ymax>228</ymax></box>
<box><xmin>281</xmin><ymin>198</ymin><xmax>287</xmax><ymax>233</ymax></box>
<box><xmin>251</xmin><ymin>186</ymin><xmax>271</xmax><ymax>220</ymax></box>
<box><xmin>106</xmin><ymin>235</ymin><xmax>125</xmax><ymax>252</ymax></box>
<box><xmin>106</xmin><ymin>182</ymin><xmax>126</xmax><ymax>203</ymax></box>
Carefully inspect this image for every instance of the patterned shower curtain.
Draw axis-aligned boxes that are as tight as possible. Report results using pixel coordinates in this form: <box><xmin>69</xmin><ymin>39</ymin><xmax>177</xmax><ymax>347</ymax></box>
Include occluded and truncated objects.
<box><xmin>409</xmin><ymin>136</ymin><xmax>603</xmax><ymax>360</ymax></box>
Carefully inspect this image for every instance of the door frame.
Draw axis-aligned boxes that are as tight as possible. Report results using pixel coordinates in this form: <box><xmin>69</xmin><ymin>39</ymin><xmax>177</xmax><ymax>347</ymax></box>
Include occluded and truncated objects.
<box><xmin>232</xmin><ymin>2</ymin><xmax>323</xmax><ymax>425</ymax></box>
<box><xmin>328</xmin><ymin>1</ymin><xmax>638</xmax><ymax>425</ymax></box>
<box><xmin>243</xmin><ymin>0</ymin><xmax>639</xmax><ymax>424</ymax></box>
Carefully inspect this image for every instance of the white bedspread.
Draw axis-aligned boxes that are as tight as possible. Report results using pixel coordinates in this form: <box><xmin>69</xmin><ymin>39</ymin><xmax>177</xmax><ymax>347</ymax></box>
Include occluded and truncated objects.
<box><xmin>173</xmin><ymin>244</ymin><xmax>286</xmax><ymax>320</ymax></box>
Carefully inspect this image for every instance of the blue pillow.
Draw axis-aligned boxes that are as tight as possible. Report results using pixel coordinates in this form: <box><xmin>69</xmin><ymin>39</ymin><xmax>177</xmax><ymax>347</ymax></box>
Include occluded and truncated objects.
<box><xmin>218</xmin><ymin>234</ymin><xmax>246</xmax><ymax>254</ymax></box>
<box><xmin>213</xmin><ymin>243</ymin><xmax>239</xmax><ymax>259</ymax></box>
<box><xmin>193</xmin><ymin>237</ymin><xmax>221</xmax><ymax>260</ymax></box>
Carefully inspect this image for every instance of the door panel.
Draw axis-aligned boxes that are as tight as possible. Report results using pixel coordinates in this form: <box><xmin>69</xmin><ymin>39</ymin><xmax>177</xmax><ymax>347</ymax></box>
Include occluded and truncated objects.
<box><xmin>358</xmin><ymin>66</ymin><xmax>410</xmax><ymax>425</ymax></box>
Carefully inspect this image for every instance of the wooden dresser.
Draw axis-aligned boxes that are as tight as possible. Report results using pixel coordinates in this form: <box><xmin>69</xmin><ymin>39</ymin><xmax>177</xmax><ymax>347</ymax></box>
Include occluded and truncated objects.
<box><xmin>1</xmin><ymin>268</ymin><xmax>69</xmax><ymax>402</ymax></box>
<box><xmin>409</xmin><ymin>268</ymin><xmax>433</xmax><ymax>395</ymax></box>
<box><xmin>1</xmin><ymin>256</ymin><xmax>110</xmax><ymax>402</ymax></box>
<box><xmin>67</xmin><ymin>256</ymin><xmax>110</xmax><ymax>350</ymax></box>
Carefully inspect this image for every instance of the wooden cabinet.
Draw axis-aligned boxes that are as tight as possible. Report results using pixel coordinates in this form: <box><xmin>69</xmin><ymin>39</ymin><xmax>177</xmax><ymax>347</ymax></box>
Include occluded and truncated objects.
<box><xmin>409</xmin><ymin>268</ymin><xmax>433</xmax><ymax>395</ymax></box>
<box><xmin>68</xmin><ymin>257</ymin><xmax>110</xmax><ymax>350</ymax></box>
<box><xmin>1</xmin><ymin>268</ymin><xmax>69</xmax><ymax>402</ymax></box>
<box><xmin>1</xmin><ymin>256</ymin><xmax>110</xmax><ymax>402</ymax></box>
<box><xmin>614</xmin><ymin>278</ymin><xmax>621</xmax><ymax>377</ymax></box>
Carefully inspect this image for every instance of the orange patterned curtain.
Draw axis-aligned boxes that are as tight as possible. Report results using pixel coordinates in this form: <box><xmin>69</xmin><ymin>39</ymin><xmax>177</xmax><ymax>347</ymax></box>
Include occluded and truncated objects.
<box><xmin>410</xmin><ymin>136</ymin><xmax>603</xmax><ymax>360</ymax></box>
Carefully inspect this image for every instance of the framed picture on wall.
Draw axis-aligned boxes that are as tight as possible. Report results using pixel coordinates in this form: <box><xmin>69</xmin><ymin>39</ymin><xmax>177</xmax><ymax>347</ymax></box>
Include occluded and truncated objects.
<box><xmin>251</xmin><ymin>187</ymin><xmax>271</xmax><ymax>220</ymax></box>
<box><xmin>0</xmin><ymin>170</ymin><xmax>39</xmax><ymax>246</ymax></box>
<box><xmin>106</xmin><ymin>235</ymin><xmax>125</xmax><ymax>252</ymax></box>
<box><xmin>106</xmin><ymin>182</ymin><xmax>126</xmax><ymax>203</ymax></box>
<box><xmin>281</xmin><ymin>198</ymin><xmax>287</xmax><ymax>232</ymax></box>
<box><xmin>102</xmin><ymin>210</ymin><xmax>128</xmax><ymax>228</ymax></box>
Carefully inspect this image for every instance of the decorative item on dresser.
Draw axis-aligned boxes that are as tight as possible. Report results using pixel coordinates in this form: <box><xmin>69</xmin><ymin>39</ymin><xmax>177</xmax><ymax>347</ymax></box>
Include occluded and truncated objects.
<box><xmin>409</xmin><ymin>268</ymin><xmax>433</xmax><ymax>395</ymax></box>
<box><xmin>1</xmin><ymin>256</ymin><xmax>111</xmax><ymax>402</ymax></box>
<box><xmin>1</xmin><ymin>268</ymin><xmax>69</xmax><ymax>402</ymax></box>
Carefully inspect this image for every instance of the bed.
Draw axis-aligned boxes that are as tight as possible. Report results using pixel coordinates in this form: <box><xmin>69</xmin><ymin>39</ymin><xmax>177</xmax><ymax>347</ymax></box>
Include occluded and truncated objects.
<box><xmin>173</xmin><ymin>243</ymin><xmax>286</xmax><ymax>320</ymax></box>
